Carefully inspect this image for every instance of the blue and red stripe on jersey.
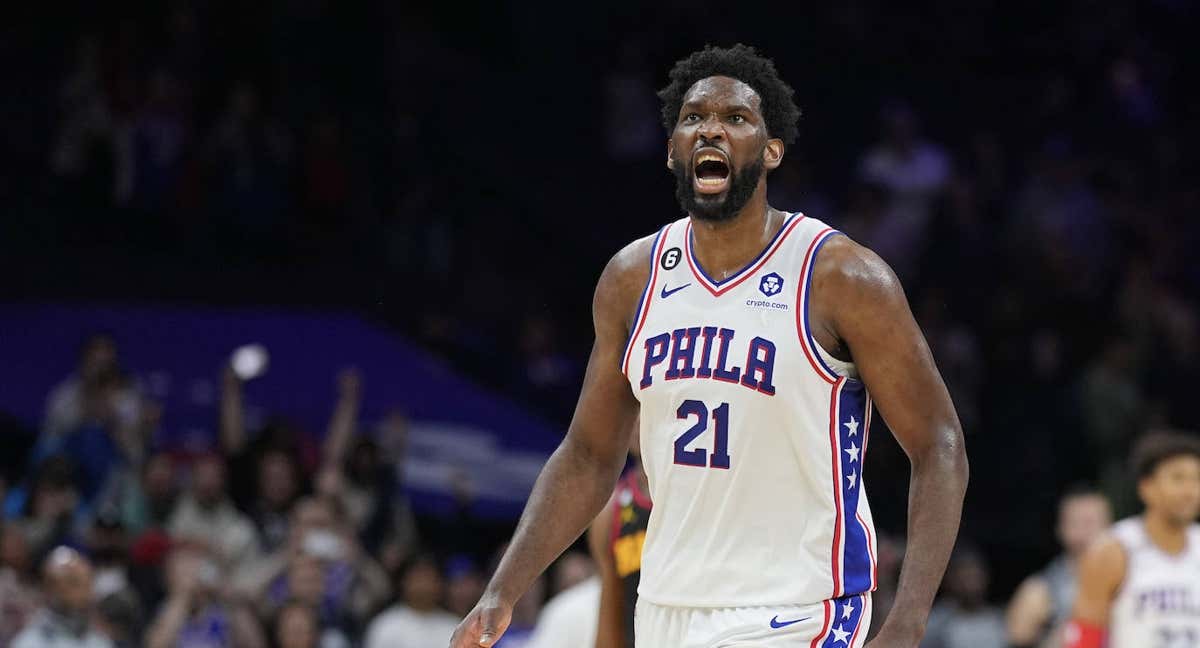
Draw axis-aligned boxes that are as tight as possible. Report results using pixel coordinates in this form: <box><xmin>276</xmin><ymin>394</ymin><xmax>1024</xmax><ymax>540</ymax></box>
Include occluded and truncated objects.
<box><xmin>829</xmin><ymin>377</ymin><xmax>876</xmax><ymax>599</ymax></box>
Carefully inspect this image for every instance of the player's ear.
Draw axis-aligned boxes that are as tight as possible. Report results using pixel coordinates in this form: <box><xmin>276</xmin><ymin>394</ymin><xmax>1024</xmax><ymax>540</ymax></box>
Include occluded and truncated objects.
<box><xmin>763</xmin><ymin>138</ymin><xmax>784</xmax><ymax>171</ymax></box>
<box><xmin>666</xmin><ymin>140</ymin><xmax>675</xmax><ymax>170</ymax></box>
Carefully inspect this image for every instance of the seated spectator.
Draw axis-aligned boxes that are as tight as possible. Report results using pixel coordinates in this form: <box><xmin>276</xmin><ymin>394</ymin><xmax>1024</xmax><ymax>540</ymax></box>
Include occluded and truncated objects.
<box><xmin>12</xmin><ymin>546</ymin><xmax>113</xmax><ymax>648</ymax></box>
<box><xmin>364</xmin><ymin>554</ymin><xmax>458</xmax><ymax>648</ymax></box>
<box><xmin>144</xmin><ymin>547</ymin><xmax>265</xmax><ymax>648</ymax></box>
<box><xmin>1007</xmin><ymin>488</ymin><xmax>1112</xmax><ymax>648</ymax></box>
<box><xmin>922</xmin><ymin>545</ymin><xmax>1006</xmax><ymax>648</ymax></box>
<box><xmin>167</xmin><ymin>454</ymin><xmax>260</xmax><ymax>571</ymax></box>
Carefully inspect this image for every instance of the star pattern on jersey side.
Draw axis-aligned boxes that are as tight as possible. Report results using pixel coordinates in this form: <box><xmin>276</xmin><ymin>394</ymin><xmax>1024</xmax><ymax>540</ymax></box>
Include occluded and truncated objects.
<box><xmin>841</xmin><ymin>600</ymin><xmax>855</xmax><ymax>620</ymax></box>
<box><xmin>844</xmin><ymin>416</ymin><xmax>859</xmax><ymax>437</ymax></box>
<box><xmin>844</xmin><ymin>442</ymin><xmax>860</xmax><ymax>463</ymax></box>
<box><xmin>831</xmin><ymin>623</ymin><xmax>851</xmax><ymax>644</ymax></box>
<box><xmin>846</xmin><ymin>471</ymin><xmax>857</xmax><ymax>489</ymax></box>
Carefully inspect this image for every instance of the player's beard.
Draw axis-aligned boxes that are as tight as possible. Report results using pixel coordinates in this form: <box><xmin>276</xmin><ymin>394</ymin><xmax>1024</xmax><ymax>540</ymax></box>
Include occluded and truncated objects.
<box><xmin>671</xmin><ymin>154</ymin><xmax>765</xmax><ymax>223</ymax></box>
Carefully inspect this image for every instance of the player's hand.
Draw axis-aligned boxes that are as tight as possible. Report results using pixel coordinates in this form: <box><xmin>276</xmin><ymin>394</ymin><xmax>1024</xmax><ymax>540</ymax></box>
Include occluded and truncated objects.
<box><xmin>449</xmin><ymin>596</ymin><xmax>512</xmax><ymax>648</ymax></box>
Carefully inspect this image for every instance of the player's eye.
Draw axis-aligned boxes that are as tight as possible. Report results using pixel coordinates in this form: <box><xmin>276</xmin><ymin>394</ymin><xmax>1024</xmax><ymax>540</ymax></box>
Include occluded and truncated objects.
<box><xmin>728</xmin><ymin>114</ymin><xmax>746</xmax><ymax>124</ymax></box>
<box><xmin>684</xmin><ymin>113</ymin><xmax>701</xmax><ymax>123</ymax></box>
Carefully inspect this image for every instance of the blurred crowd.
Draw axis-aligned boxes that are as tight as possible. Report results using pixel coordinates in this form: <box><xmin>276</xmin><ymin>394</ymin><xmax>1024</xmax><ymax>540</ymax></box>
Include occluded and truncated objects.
<box><xmin>0</xmin><ymin>334</ymin><xmax>598</xmax><ymax>648</ymax></box>
<box><xmin>2</xmin><ymin>0</ymin><xmax>1199</xmax><ymax>647</ymax></box>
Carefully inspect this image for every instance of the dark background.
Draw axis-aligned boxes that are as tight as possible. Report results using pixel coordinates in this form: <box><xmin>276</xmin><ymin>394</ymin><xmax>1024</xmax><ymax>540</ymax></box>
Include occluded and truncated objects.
<box><xmin>2</xmin><ymin>0</ymin><xmax>1198</xmax><ymax>636</ymax></box>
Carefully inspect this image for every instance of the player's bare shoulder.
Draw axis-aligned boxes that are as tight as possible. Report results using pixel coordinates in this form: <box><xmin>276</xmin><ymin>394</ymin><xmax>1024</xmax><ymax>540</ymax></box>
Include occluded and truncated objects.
<box><xmin>594</xmin><ymin>233</ymin><xmax>658</xmax><ymax>334</ymax></box>
<box><xmin>810</xmin><ymin>235</ymin><xmax>904</xmax><ymax>306</ymax></box>
<box><xmin>806</xmin><ymin>234</ymin><xmax>908</xmax><ymax>349</ymax></box>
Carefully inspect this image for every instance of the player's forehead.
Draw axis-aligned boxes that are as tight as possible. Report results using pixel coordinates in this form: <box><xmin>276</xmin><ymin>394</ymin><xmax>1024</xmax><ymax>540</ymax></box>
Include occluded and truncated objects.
<box><xmin>681</xmin><ymin>76</ymin><xmax>762</xmax><ymax>114</ymax></box>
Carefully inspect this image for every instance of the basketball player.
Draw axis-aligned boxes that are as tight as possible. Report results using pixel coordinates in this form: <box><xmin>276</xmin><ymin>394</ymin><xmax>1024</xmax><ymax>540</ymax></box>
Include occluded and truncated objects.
<box><xmin>1065</xmin><ymin>432</ymin><xmax>1200</xmax><ymax>648</ymax></box>
<box><xmin>588</xmin><ymin>427</ymin><xmax>651</xmax><ymax>648</ymax></box>
<box><xmin>450</xmin><ymin>43</ymin><xmax>968</xmax><ymax>648</ymax></box>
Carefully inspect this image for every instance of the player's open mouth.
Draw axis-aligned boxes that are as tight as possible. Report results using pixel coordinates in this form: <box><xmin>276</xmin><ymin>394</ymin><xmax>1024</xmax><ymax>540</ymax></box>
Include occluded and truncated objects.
<box><xmin>692</xmin><ymin>149</ymin><xmax>731</xmax><ymax>194</ymax></box>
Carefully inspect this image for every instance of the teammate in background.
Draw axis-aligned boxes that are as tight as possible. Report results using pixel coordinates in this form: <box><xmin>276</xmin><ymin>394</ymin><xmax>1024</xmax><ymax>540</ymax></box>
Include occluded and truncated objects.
<box><xmin>588</xmin><ymin>424</ymin><xmax>650</xmax><ymax>648</ymax></box>
<box><xmin>1007</xmin><ymin>488</ymin><xmax>1112</xmax><ymax>648</ymax></box>
<box><xmin>1066</xmin><ymin>432</ymin><xmax>1200</xmax><ymax>648</ymax></box>
<box><xmin>451</xmin><ymin>44</ymin><xmax>967</xmax><ymax>648</ymax></box>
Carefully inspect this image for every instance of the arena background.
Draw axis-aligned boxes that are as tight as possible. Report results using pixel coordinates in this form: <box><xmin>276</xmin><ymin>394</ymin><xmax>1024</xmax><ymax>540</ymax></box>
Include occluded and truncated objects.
<box><xmin>0</xmin><ymin>1</ymin><xmax>1197</xmax><ymax>647</ymax></box>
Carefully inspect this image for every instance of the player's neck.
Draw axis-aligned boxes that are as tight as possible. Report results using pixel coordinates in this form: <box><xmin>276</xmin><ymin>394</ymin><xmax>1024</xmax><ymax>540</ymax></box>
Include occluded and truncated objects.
<box><xmin>1143</xmin><ymin>511</ymin><xmax>1190</xmax><ymax>555</ymax></box>
<box><xmin>689</xmin><ymin>191</ymin><xmax>783</xmax><ymax>281</ymax></box>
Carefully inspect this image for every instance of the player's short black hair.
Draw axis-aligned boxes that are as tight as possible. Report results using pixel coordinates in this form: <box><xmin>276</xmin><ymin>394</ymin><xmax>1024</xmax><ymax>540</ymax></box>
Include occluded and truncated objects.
<box><xmin>658</xmin><ymin>44</ymin><xmax>801</xmax><ymax>146</ymax></box>
<box><xmin>1131</xmin><ymin>431</ymin><xmax>1200</xmax><ymax>480</ymax></box>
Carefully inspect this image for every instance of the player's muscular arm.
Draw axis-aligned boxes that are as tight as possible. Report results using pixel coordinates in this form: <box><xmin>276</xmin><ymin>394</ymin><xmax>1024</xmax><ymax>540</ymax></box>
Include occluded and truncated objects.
<box><xmin>1063</xmin><ymin>537</ymin><xmax>1126</xmax><ymax>648</ymax></box>
<box><xmin>449</xmin><ymin>237</ymin><xmax>651</xmax><ymax>648</ymax></box>
<box><xmin>589</xmin><ymin>499</ymin><xmax>627</xmax><ymax>648</ymax></box>
<box><xmin>810</xmin><ymin>237</ymin><xmax>969</xmax><ymax>647</ymax></box>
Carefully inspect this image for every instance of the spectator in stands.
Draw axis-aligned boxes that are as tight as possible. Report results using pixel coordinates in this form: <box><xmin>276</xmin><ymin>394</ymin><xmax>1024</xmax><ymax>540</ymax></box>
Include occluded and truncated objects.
<box><xmin>1007</xmin><ymin>488</ymin><xmax>1113</xmax><ymax>648</ymax></box>
<box><xmin>315</xmin><ymin>370</ymin><xmax>418</xmax><ymax>560</ymax></box>
<box><xmin>921</xmin><ymin>545</ymin><xmax>1007</xmax><ymax>648</ymax></box>
<box><xmin>0</xmin><ymin>521</ymin><xmax>41</xmax><ymax>645</ymax></box>
<box><xmin>364</xmin><ymin>553</ymin><xmax>458</xmax><ymax>648</ymax></box>
<box><xmin>856</xmin><ymin>101</ymin><xmax>951</xmax><ymax>279</ymax></box>
<box><xmin>15</xmin><ymin>457</ymin><xmax>84</xmax><ymax>559</ymax></box>
<box><xmin>12</xmin><ymin>546</ymin><xmax>112</xmax><ymax>648</ymax></box>
<box><xmin>243</xmin><ymin>496</ymin><xmax>389</xmax><ymax>640</ymax></box>
<box><xmin>94</xmin><ymin>589</ymin><xmax>142</xmax><ymax>648</ymax></box>
<box><xmin>109</xmin><ymin>452</ymin><xmax>177</xmax><ymax>535</ymax></box>
<box><xmin>42</xmin><ymin>333</ymin><xmax>121</xmax><ymax>440</ymax></box>
<box><xmin>272</xmin><ymin>600</ymin><xmax>341</xmax><ymax>648</ymax></box>
<box><xmin>167</xmin><ymin>454</ymin><xmax>259</xmax><ymax>570</ymax></box>
<box><xmin>144</xmin><ymin>547</ymin><xmax>265</xmax><ymax>648</ymax></box>
<box><xmin>523</xmin><ymin>573</ymin><xmax>599</xmax><ymax>648</ymax></box>
<box><xmin>250</xmin><ymin>449</ymin><xmax>304</xmax><ymax>553</ymax></box>
<box><xmin>219</xmin><ymin>364</ymin><xmax>315</xmax><ymax>550</ymax></box>
<box><xmin>444</xmin><ymin>556</ymin><xmax>484</xmax><ymax>618</ymax></box>
<box><xmin>86</xmin><ymin>510</ymin><xmax>137</xmax><ymax>608</ymax></box>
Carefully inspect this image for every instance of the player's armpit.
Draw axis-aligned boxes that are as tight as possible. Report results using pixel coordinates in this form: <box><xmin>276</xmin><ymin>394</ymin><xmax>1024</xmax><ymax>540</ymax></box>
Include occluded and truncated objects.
<box><xmin>1070</xmin><ymin>536</ymin><xmax>1127</xmax><ymax>628</ymax></box>
<box><xmin>589</xmin><ymin>497</ymin><xmax>627</xmax><ymax>648</ymax></box>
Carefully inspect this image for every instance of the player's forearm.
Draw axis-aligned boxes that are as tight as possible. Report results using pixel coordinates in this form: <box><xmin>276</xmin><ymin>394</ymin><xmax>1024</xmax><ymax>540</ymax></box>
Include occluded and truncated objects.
<box><xmin>883</xmin><ymin>429</ymin><xmax>968</xmax><ymax>640</ymax></box>
<box><xmin>485</xmin><ymin>436</ymin><xmax>626</xmax><ymax>605</ymax></box>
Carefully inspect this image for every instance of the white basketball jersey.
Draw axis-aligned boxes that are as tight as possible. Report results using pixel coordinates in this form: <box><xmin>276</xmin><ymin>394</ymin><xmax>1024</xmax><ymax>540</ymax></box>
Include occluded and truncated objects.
<box><xmin>1109</xmin><ymin>517</ymin><xmax>1200</xmax><ymax>648</ymax></box>
<box><xmin>622</xmin><ymin>212</ymin><xmax>878</xmax><ymax>608</ymax></box>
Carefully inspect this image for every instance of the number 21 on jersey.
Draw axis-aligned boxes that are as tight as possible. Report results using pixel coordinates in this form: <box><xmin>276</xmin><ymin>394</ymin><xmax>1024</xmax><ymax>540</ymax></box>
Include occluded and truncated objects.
<box><xmin>674</xmin><ymin>399</ymin><xmax>731</xmax><ymax>469</ymax></box>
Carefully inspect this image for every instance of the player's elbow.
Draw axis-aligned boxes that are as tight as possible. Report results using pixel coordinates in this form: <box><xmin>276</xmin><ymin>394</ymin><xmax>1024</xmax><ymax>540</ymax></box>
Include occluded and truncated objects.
<box><xmin>914</xmin><ymin>422</ymin><xmax>969</xmax><ymax>491</ymax></box>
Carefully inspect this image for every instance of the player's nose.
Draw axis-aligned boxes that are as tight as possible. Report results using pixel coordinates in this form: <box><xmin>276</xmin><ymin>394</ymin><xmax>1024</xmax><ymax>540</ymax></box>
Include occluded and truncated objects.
<box><xmin>698</xmin><ymin>114</ymin><xmax>725</xmax><ymax>140</ymax></box>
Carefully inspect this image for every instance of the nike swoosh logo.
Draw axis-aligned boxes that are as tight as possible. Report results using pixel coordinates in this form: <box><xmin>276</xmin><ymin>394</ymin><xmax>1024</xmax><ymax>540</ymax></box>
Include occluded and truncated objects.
<box><xmin>660</xmin><ymin>283</ymin><xmax>691</xmax><ymax>299</ymax></box>
<box><xmin>769</xmin><ymin>615</ymin><xmax>811</xmax><ymax>629</ymax></box>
